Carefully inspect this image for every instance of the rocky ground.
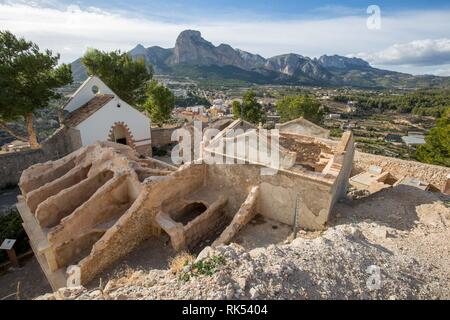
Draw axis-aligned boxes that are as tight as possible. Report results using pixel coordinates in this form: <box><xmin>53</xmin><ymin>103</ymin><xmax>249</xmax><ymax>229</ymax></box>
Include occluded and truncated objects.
<box><xmin>37</xmin><ymin>185</ymin><xmax>450</xmax><ymax>300</ymax></box>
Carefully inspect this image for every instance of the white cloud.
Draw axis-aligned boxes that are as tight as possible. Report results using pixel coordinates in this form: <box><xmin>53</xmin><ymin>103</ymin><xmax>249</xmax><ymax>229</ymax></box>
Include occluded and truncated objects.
<box><xmin>354</xmin><ymin>39</ymin><xmax>450</xmax><ymax>66</ymax></box>
<box><xmin>0</xmin><ymin>3</ymin><xmax>191</xmax><ymax>62</ymax></box>
<box><xmin>433</xmin><ymin>66</ymin><xmax>450</xmax><ymax>76</ymax></box>
<box><xmin>0</xmin><ymin>2</ymin><xmax>450</xmax><ymax>76</ymax></box>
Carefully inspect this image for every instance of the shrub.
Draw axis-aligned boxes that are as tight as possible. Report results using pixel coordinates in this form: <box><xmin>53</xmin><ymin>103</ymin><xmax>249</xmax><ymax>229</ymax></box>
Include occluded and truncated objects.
<box><xmin>192</xmin><ymin>255</ymin><xmax>225</xmax><ymax>276</ymax></box>
<box><xmin>169</xmin><ymin>252</ymin><xmax>195</xmax><ymax>274</ymax></box>
<box><xmin>330</xmin><ymin>128</ymin><xmax>343</xmax><ymax>138</ymax></box>
<box><xmin>0</xmin><ymin>208</ymin><xmax>30</xmax><ymax>264</ymax></box>
<box><xmin>178</xmin><ymin>255</ymin><xmax>225</xmax><ymax>282</ymax></box>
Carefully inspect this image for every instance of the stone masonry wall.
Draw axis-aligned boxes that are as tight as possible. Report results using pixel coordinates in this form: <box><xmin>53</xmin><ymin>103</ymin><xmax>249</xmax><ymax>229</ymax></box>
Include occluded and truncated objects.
<box><xmin>151</xmin><ymin>125</ymin><xmax>181</xmax><ymax>148</ymax></box>
<box><xmin>0</xmin><ymin>127</ymin><xmax>81</xmax><ymax>189</ymax></box>
<box><xmin>353</xmin><ymin>151</ymin><xmax>450</xmax><ymax>190</ymax></box>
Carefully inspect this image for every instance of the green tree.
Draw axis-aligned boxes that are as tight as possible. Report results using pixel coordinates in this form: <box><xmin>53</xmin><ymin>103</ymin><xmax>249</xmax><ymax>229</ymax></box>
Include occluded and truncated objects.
<box><xmin>415</xmin><ymin>108</ymin><xmax>450</xmax><ymax>167</ymax></box>
<box><xmin>232</xmin><ymin>90</ymin><xmax>264</xmax><ymax>124</ymax></box>
<box><xmin>82</xmin><ymin>49</ymin><xmax>152</xmax><ymax>106</ymax></box>
<box><xmin>144</xmin><ymin>80</ymin><xmax>175</xmax><ymax>127</ymax></box>
<box><xmin>232</xmin><ymin>100</ymin><xmax>241</xmax><ymax>119</ymax></box>
<box><xmin>0</xmin><ymin>31</ymin><xmax>72</xmax><ymax>148</ymax></box>
<box><xmin>175</xmin><ymin>91</ymin><xmax>211</xmax><ymax>108</ymax></box>
<box><xmin>275</xmin><ymin>95</ymin><xmax>323</xmax><ymax>124</ymax></box>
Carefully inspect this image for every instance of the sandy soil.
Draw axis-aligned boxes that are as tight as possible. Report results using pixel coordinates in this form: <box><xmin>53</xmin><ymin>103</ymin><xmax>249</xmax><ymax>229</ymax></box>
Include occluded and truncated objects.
<box><xmin>234</xmin><ymin>215</ymin><xmax>292</xmax><ymax>250</ymax></box>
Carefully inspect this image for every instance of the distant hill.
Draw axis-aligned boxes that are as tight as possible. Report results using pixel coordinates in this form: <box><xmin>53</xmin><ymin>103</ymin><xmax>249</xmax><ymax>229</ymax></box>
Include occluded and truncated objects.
<box><xmin>70</xmin><ymin>58</ymin><xmax>88</xmax><ymax>82</ymax></box>
<box><xmin>71</xmin><ymin>29</ymin><xmax>450</xmax><ymax>89</ymax></box>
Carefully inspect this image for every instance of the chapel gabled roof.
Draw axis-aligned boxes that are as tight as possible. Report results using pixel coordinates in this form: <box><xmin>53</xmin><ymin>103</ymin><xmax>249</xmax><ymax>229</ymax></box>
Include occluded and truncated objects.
<box><xmin>65</xmin><ymin>94</ymin><xmax>114</xmax><ymax>127</ymax></box>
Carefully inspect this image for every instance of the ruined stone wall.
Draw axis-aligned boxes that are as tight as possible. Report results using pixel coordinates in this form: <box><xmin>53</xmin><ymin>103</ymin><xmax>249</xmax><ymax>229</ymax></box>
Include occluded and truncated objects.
<box><xmin>276</xmin><ymin>118</ymin><xmax>330</xmax><ymax>138</ymax></box>
<box><xmin>279</xmin><ymin>135</ymin><xmax>333</xmax><ymax>165</ymax></box>
<box><xmin>206</xmin><ymin>164</ymin><xmax>334</xmax><ymax>230</ymax></box>
<box><xmin>183</xmin><ymin>196</ymin><xmax>229</xmax><ymax>251</ymax></box>
<box><xmin>78</xmin><ymin>164</ymin><xmax>205</xmax><ymax>283</ymax></box>
<box><xmin>330</xmin><ymin>134</ymin><xmax>355</xmax><ymax>208</ymax></box>
<box><xmin>260</xmin><ymin>171</ymin><xmax>333</xmax><ymax>230</ymax></box>
<box><xmin>0</xmin><ymin>149</ymin><xmax>46</xmax><ymax>189</ymax></box>
<box><xmin>135</xmin><ymin>144</ymin><xmax>152</xmax><ymax>157</ymax></box>
<box><xmin>78</xmin><ymin>189</ymin><xmax>154</xmax><ymax>284</ymax></box>
<box><xmin>353</xmin><ymin>152</ymin><xmax>450</xmax><ymax>190</ymax></box>
<box><xmin>42</xmin><ymin>127</ymin><xmax>82</xmax><ymax>158</ymax></box>
<box><xmin>0</xmin><ymin>127</ymin><xmax>81</xmax><ymax>189</ymax></box>
<box><xmin>212</xmin><ymin>185</ymin><xmax>259</xmax><ymax>247</ymax></box>
<box><xmin>151</xmin><ymin>125</ymin><xmax>181</xmax><ymax>148</ymax></box>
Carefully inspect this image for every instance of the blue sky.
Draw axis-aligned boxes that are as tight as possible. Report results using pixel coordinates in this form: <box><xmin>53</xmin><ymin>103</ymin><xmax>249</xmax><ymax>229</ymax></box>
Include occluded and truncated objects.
<box><xmin>1</xmin><ymin>0</ymin><xmax>450</xmax><ymax>75</ymax></box>
<box><xmin>48</xmin><ymin>0</ymin><xmax>450</xmax><ymax>20</ymax></box>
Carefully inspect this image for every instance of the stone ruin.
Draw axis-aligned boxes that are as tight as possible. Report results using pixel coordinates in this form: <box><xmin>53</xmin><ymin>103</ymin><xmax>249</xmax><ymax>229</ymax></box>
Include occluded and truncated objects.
<box><xmin>16</xmin><ymin>121</ymin><xmax>355</xmax><ymax>290</ymax></box>
<box><xmin>17</xmin><ymin>142</ymin><xmax>177</xmax><ymax>289</ymax></box>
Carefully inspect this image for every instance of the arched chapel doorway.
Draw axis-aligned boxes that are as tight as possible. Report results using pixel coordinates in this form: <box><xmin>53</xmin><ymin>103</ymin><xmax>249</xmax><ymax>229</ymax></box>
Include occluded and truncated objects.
<box><xmin>108</xmin><ymin>122</ymin><xmax>136</xmax><ymax>149</ymax></box>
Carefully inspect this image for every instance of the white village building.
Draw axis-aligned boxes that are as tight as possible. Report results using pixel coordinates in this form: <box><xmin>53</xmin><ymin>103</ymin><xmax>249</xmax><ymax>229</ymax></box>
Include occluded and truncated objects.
<box><xmin>63</xmin><ymin>76</ymin><xmax>152</xmax><ymax>156</ymax></box>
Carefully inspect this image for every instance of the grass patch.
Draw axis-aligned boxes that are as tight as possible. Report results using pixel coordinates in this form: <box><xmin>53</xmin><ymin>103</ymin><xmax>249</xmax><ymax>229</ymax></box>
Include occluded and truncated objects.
<box><xmin>178</xmin><ymin>255</ymin><xmax>225</xmax><ymax>282</ymax></box>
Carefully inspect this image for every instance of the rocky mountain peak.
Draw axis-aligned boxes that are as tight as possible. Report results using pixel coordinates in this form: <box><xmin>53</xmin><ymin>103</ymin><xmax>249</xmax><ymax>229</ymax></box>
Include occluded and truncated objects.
<box><xmin>174</xmin><ymin>30</ymin><xmax>213</xmax><ymax>50</ymax></box>
<box><xmin>71</xmin><ymin>29</ymin><xmax>446</xmax><ymax>88</ymax></box>
<box><xmin>169</xmin><ymin>30</ymin><xmax>265</xmax><ymax>70</ymax></box>
<box><xmin>317</xmin><ymin>54</ymin><xmax>370</xmax><ymax>69</ymax></box>
<box><xmin>129</xmin><ymin>44</ymin><xmax>147</xmax><ymax>56</ymax></box>
<box><xmin>170</xmin><ymin>30</ymin><xmax>216</xmax><ymax>65</ymax></box>
<box><xmin>177</xmin><ymin>29</ymin><xmax>203</xmax><ymax>41</ymax></box>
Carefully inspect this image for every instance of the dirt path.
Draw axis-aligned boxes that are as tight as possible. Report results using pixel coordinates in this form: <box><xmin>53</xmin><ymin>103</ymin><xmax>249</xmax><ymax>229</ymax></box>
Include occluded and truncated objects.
<box><xmin>0</xmin><ymin>256</ymin><xmax>51</xmax><ymax>300</ymax></box>
<box><xmin>0</xmin><ymin>187</ymin><xmax>20</xmax><ymax>215</ymax></box>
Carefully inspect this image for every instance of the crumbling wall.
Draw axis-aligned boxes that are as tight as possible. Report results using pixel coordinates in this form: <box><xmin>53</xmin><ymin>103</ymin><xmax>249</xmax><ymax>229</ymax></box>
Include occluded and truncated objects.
<box><xmin>275</xmin><ymin>117</ymin><xmax>330</xmax><ymax>138</ymax></box>
<box><xmin>77</xmin><ymin>189</ymin><xmax>155</xmax><ymax>284</ymax></box>
<box><xmin>279</xmin><ymin>134</ymin><xmax>333</xmax><ymax>168</ymax></box>
<box><xmin>353</xmin><ymin>152</ymin><xmax>450</xmax><ymax>190</ymax></box>
<box><xmin>182</xmin><ymin>196</ymin><xmax>229</xmax><ymax>251</ymax></box>
<box><xmin>259</xmin><ymin>170</ymin><xmax>333</xmax><ymax>230</ymax></box>
<box><xmin>78</xmin><ymin>163</ymin><xmax>205</xmax><ymax>283</ymax></box>
<box><xmin>17</xmin><ymin>142</ymin><xmax>177</xmax><ymax>287</ymax></box>
<box><xmin>206</xmin><ymin>164</ymin><xmax>334</xmax><ymax>230</ymax></box>
<box><xmin>203</xmin><ymin>123</ymin><xmax>353</xmax><ymax>230</ymax></box>
<box><xmin>135</xmin><ymin>144</ymin><xmax>152</xmax><ymax>157</ymax></box>
<box><xmin>212</xmin><ymin>185</ymin><xmax>259</xmax><ymax>247</ymax></box>
<box><xmin>151</xmin><ymin>125</ymin><xmax>181</xmax><ymax>148</ymax></box>
<box><xmin>330</xmin><ymin>132</ymin><xmax>356</xmax><ymax>206</ymax></box>
<box><xmin>41</xmin><ymin>126</ymin><xmax>82</xmax><ymax>158</ymax></box>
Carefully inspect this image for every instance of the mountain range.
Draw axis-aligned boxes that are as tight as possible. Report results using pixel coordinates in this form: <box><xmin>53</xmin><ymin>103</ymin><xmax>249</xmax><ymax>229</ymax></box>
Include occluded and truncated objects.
<box><xmin>71</xmin><ymin>30</ymin><xmax>449</xmax><ymax>88</ymax></box>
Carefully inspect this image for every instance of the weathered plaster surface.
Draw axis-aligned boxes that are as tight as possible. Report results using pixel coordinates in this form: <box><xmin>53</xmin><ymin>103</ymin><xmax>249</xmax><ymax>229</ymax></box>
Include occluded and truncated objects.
<box><xmin>16</xmin><ymin>121</ymin><xmax>356</xmax><ymax>290</ymax></box>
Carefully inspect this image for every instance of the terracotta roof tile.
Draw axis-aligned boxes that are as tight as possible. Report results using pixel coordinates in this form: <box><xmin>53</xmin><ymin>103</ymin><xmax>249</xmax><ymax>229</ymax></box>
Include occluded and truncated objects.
<box><xmin>65</xmin><ymin>94</ymin><xmax>114</xmax><ymax>127</ymax></box>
